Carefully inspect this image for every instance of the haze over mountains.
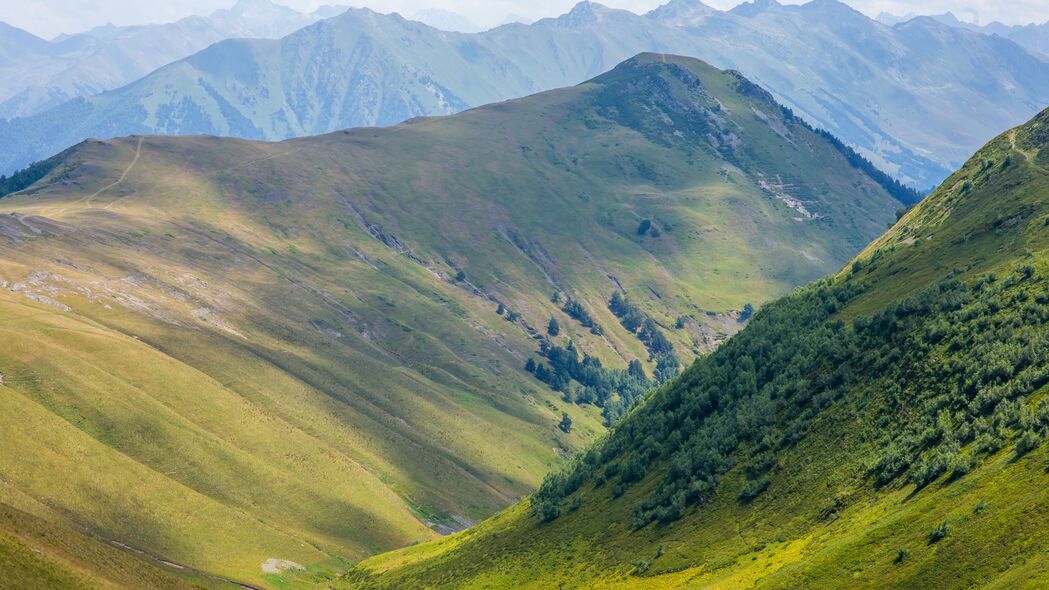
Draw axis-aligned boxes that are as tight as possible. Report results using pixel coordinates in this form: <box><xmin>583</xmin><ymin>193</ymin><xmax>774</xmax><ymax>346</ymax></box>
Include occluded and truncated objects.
<box><xmin>3</xmin><ymin>0</ymin><xmax>1049</xmax><ymax>189</ymax></box>
<box><xmin>877</xmin><ymin>11</ymin><xmax>1049</xmax><ymax>56</ymax></box>
<box><xmin>0</xmin><ymin>0</ymin><xmax>344</xmax><ymax>119</ymax></box>
<box><xmin>0</xmin><ymin>54</ymin><xmax>914</xmax><ymax>587</ymax></box>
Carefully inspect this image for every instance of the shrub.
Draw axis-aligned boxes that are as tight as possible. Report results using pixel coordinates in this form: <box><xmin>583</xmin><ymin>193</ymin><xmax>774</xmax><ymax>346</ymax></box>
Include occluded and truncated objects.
<box><xmin>739</xmin><ymin>303</ymin><xmax>755</xmax><ymax>322</ymax></box>
<box><xmin>622</xmin><ymin>455</ymin><xmax>647</xmax><ymax>483</ymax></box>
<box><xmin>533</xmin><ymin>499</ymin><xmax>560</xmax><ymax>523</ymax></box>
<box><xmin>975</xmin><ymin>432</ymin><xmax>1003</xmax><ymax>455</ymax></box>
<box><xmin>875</xmin><ymin>446</ymin><xmax>909</xmax><ymax>486</ymax></box>
<box><xmin>928</xmin><ymin>520</ymin><xmax>949</xmax><ymax>544</ymax></box>
<box><xmin>738</xmin><ymin>477</ymin><xmax>771</xmax><ymax>503</ymax></box>
<box><xmin>948</xmin><ymin>454</ymin><xmax>975</xmax><ymax>481</ymax></box>
<box><xmin>1015</xmin><ymin>430</ymin><xmax>1041</xmax><ymax>458</ymax></box>
<box><xmin>559</xmin><ymin>412</ymin><xmax>573</xmax><ymax>434</ymax></box>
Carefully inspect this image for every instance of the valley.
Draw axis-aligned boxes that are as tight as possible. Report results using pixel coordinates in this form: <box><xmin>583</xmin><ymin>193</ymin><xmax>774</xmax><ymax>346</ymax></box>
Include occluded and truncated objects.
<box><xmin>347</xmin><ymin>103</ymin><xmax>1049</xmax><ymax>590</ymax></box>
<box><xmin>1</xmin><ymin>2</ymin><xmax>1047</xmax><ymax>587</ymax></box>
<box><xmin>0</xmin><ymin>54</ymin><xmax>911</xmax><ymax>587</ymax></box>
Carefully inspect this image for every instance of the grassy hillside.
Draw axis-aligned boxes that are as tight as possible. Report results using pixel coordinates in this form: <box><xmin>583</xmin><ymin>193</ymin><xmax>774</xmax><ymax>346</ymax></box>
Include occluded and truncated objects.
<box><xmin>346</xmin><ymin>109</ymin><xmax>1049</xmax><ymax>588</ymax></box>
<box><xmin>0</xmin><ymin>55</ymin><xmax>906</xmax><ymax>587</ymax></box>
<box><xmin>0</xmin><ymin>502</ymin><xmax>247</xmax><ymax>590</ymax></box>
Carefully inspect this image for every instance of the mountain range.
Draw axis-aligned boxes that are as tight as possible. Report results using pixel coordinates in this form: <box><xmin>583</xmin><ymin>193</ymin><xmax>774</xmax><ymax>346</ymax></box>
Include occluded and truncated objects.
<box><xmin>0</xmin><ymin>54</ymin><xmax>913</xmax><ymax>588</ymax></box>
<box><xmin>349</xmin><ymin>84</ymin><xmax>1049</xmax><ymax>590</ymax></box>
<box><xmin>877</xmin><ymin>11</ymin><xmax>1049</xmax><ymax>56</ymax></box>
<box><xmin>0</xmin><ymin>0</ymin><xmax>344</xmax><ymax>119</ymax></box>
<box><xmin>3</xmin><ymin>0</ymin><xmax>1049</xmax><ymax>189</ymax></box>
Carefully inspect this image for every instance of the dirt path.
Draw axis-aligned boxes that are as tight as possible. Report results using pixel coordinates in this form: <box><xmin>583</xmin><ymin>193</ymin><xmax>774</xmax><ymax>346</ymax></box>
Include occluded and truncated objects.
<box><xmin>47</xmin><ymin>137</ymin><xmax>144</xmax><ymax>216</ymax></box>
<box><xmin>93</xmin><ymin>136</ymin><xmax>144</xmax><ymax>208</ymax></box>
<box><xmin>1009</xmin><ymin>129</ymin><xmax>1036</xmax><ymax>162</ymax></box>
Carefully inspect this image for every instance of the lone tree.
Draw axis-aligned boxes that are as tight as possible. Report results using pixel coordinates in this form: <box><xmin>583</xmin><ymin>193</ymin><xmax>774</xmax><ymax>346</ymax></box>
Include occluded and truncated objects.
<box><xmin>548</xmin><ymin>317</ymin><xmax>561</xmax><ymax>336</ymax></box>
<box><xmin>739</xmin><ymin>303</ymin><xmax>755</xmax><ymax>323</ymax></box>
<box><xmin>496</xmin><ymin>302</ymin><xmax>505</xmax><ymax>315</ymax></box>
<box><xmin>558</xmin><ymin>412</ymin><xmax>573</xmax><ymax>433</ymax></box>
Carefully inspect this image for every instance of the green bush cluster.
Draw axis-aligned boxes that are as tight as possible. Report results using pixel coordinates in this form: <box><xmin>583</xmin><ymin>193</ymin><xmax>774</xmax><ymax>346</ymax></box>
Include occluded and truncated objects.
<box><xmin>609</xmin><ymin>291</ymin><xmax>680</xmax><ymax>383</ymax></box>
<box><xmin>562</xmin><ymin>298</ymin><xmax>597</xmax><ymax>329</ymax></box>
<box><xmin>533</xmin><ymin>264</ymin><xmax>1049</xmax><ymax>528</ymax></box>
<box><xmin>528</xmin><ymin>340</ymin><xmax>652</xmax><ymax>425</ymax></box>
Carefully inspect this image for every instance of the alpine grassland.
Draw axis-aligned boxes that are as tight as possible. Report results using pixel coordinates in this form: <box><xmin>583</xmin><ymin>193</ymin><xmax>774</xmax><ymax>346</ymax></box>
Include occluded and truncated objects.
<box><xmin>345</xmin><ymin>106</ymin><xmax>1049</xmax><ymax>589</ymax></box>
<box><xmin>0</xmin><ymin>54</ymin><xmax>911</xmax><ymax>587</ymax></box>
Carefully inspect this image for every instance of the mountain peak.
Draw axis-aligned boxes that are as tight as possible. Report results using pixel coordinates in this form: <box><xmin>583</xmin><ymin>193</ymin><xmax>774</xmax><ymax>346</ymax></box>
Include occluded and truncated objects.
<box><xmin>558</xmin><ymin>1</ymin><xmax>614</xmax><ymax>25</ymax></box>
<box><xmin>933</xmin><ymin>11</ymin><xmax>964</xmax><ymax>25</ymax></box>
<box><xmin>796</xmin><ymin>0</ymin><xmax>871</xmax><ymax>23</ymax></box>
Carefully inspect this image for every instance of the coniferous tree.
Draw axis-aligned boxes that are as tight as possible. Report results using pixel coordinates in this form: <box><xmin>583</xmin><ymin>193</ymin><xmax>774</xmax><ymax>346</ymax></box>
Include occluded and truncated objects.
<box><xmin>628</xmin><ymin>359</ymin><xmax>646</xmax><ymax>380</ymax></box>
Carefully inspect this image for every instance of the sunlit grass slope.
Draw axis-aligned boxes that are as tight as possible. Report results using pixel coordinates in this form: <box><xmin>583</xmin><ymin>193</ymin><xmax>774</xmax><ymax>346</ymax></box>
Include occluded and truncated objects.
<box><xmin>0</xmin><ymin>54</ymin><xmax>906</xmax><ymax>586</ymax></box>
<box><xmin>0</xmin><ymin>503</ymin><xmax>219</xmax><ymax>590</ymax></box>
<box><xmin>348</xmin><ymin>109</ymin><xmax>1049</xmax><ymax>589</ymax></box>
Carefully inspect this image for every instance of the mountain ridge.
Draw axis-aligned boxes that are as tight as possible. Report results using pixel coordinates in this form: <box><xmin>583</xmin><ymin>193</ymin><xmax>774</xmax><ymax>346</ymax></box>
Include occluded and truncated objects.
<box><xmin>4</xmin><ymin>0</ymin><xmax>1049</xmax><ymax>188</ymax></box>
<box><xmin>0</xmin><ymin>0</ymin><xmax>341</xmax><ymax>119</ymax></box>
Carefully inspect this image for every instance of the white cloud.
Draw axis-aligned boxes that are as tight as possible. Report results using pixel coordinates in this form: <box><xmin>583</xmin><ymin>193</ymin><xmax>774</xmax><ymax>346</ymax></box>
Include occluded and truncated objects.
<box><xmin>4</xmin><ymin>0</ymin><xmax>1049</xmax><ymax>39</ymax></box>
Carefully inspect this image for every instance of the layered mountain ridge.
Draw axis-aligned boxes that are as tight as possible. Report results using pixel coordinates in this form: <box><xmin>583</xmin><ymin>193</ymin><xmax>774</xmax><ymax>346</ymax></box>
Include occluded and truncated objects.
<box><xmin>3</xmin><ymin>0</ymin><xmax>1049</xmax><ymax>188</ymax></box>
<box><xmin>877</xmin><ymin>10</ymin><xmax>1049</xmax><ymax>57</ymax></box>
<box><xmin>0</xmin><ymin>0</ymin><xmax>342</xmax><ymax>119</ymax></box>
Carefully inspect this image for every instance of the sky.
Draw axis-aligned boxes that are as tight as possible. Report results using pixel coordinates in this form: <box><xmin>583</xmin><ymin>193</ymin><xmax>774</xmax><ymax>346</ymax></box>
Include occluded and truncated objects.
<box><xmin>3</xmin><ymin>0</ymin><xmax>1049</xmax><ymax>39</ymax></box>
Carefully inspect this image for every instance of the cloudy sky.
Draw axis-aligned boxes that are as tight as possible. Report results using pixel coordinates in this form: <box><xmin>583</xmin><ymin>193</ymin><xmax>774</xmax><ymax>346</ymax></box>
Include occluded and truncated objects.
<box><xmin>6</xmin><ymin>0</ymin><xmax>1049</xmax><ymax>39</ymax></box>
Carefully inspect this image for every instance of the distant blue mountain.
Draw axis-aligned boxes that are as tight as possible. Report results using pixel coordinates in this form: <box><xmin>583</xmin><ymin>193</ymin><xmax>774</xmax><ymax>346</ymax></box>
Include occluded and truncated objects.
<box><xmin>0</xmin><ymin>0</ymin><xmax>340</xmax><ymax>119</ymax></box>
<box><xmin>4</xmin><ymin>0</ymin><xmax>1049</xmax><ymax>189</ymax></box>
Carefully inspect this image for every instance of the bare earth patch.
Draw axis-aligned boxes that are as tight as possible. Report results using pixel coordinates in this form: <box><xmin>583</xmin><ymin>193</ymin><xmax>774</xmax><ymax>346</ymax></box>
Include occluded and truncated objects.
<box><xmin>261</xmin><ymin>558</ymin><xmax>305</xmax><ymax>574</ymax></box>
